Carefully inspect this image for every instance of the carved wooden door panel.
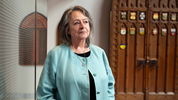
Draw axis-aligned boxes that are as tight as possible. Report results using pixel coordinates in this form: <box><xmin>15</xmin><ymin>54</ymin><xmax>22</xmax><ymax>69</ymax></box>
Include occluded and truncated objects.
<box><xmin>110</xmin><ymin>0</ymin><xmax>148</xmax><ymax>99</ymax></box>
<box><xmin>146</xmin><ymin>0</ymin><xmax>178</xmax><ymax>100</ymax></box>
<box><xmin>110</xmin><ymin>0</ymin><xmax>178</xmax><ymax>100</ymax></box>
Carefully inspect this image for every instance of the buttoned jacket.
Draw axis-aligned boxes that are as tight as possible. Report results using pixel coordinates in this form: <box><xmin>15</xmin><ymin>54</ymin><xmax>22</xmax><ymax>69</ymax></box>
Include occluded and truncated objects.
<box><xmin>37</xmin><ymin>44</ymin><xmax>115</xmax><ymax>100</ymax></box>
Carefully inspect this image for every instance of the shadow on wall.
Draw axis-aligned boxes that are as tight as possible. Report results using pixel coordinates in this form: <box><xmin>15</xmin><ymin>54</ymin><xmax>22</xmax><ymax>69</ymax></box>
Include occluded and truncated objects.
<box><xmin>99</xmin><ymin>0</ymin><xmax>112</xmax><ymax>55</ymax></box>
<box><xmin>0</xmin><ymin>65</ymin><xmax>6</xmax><ymax>99</ymax></box>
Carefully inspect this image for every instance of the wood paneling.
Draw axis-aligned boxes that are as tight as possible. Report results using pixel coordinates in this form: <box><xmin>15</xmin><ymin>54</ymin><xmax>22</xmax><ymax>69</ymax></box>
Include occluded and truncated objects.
<box><xmin>111</xmin><ymin>0</ymin><xmax>178</xmax><ymax>100</ymax></box>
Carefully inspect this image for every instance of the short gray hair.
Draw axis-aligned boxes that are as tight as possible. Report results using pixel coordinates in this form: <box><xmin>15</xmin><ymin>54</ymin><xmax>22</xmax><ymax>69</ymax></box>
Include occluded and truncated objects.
<box><xmin>59</xmin><ymin>6</ymin><xmax>93</xmax><ymax>47</ymax></box>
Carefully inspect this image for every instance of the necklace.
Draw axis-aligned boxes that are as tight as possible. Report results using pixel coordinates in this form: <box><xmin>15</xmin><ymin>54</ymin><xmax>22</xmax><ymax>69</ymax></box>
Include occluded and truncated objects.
<box><xmin>71</xmin><ymin>45</ymin><xmax>86</xmax><ymax>66</ymax></box>
<box><xmin>76</xmin><ymin>55</ymin><xmax>86</xmax><ymax>66</ymax></box>
<box><xmin>76</xmin><ymin>48</ymin><xmax>86</xmax><ymax>66</ymax></box>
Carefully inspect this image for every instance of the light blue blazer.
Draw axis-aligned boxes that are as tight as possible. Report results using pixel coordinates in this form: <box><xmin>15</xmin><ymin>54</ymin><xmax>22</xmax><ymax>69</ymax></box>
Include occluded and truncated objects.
<box><xmin>37</xmin><ymin>44</ymin><xmax>115</xmax><ymax>100</ymax></box>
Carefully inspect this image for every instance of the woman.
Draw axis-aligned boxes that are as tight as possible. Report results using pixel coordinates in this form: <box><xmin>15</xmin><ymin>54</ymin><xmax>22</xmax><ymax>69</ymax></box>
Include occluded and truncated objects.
<box><xmin>37</xmin><ymin>6</ymin><xmax>115</xmax><ymax>100</ymax></box>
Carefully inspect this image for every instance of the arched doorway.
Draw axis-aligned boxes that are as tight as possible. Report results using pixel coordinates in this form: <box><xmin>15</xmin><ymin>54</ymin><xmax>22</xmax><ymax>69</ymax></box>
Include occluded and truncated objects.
<box><xmin>19</xmin><ymin>12</ymin><xmax>47</xmax><ymax>65</ymax></box>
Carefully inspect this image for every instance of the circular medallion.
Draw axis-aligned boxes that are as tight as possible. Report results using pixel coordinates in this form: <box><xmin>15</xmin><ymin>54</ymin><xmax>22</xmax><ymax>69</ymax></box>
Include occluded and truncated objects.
<box><xmin>120</xmin><ymin>43</ymin><xmax>126</xmax><ymax>49</ymax></box>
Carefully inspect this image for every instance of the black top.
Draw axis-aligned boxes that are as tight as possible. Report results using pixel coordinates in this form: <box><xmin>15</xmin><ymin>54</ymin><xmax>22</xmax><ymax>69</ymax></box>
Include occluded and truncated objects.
<box><xmin>75</xmin><ymin>51</ymin><xmax>96</xmax><ymax>100</ymax></box>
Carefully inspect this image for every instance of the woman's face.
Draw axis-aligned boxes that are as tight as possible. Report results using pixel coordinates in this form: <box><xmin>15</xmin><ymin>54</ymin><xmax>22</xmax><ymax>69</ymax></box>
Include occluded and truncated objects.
<box><xmin>68</xmin><ymin>11</ymin><xmax>90</xmax><ymax>42</ymax></box>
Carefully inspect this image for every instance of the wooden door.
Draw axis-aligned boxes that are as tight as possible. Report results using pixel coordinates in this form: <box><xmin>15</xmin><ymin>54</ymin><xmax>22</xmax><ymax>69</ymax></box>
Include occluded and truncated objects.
<box><xmin>110</xmin><ymin>0</ymin><xmax>178</xmax><ymax>100</ymax></box>
<box><xmin>147</xmin><ymin>0</ymin><xmax>178</xmax><ymax>100</ymax></box>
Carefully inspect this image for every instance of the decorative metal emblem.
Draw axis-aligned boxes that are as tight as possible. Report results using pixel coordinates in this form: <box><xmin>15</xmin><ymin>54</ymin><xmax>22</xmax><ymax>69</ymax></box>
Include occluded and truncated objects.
<box><xmin>140</xmin><ymin>12</ymin><xmax>145</xmax><ymax>20</ymax></box>
<box><xmin>121</xmin><ymin>12</ymin><xmax>126</xmax><ymax>19</ymax></box>
<box><xmin>171</xmin><ymin>13</ymin><xmax>176</xmax><ymax>21</ymax></box>
<box><xmin>130</xmin><ymin>28</ymin><xmax>135</xmax><ymax>35</ymax></box>
<box><xmin>139</xmin><ymin>28</ymin><xmax>144</xmax><ymax>35</ymax></box>
<box><xmin>162</xmin><ymin>13</ymin><xmax>167</xmax><ymax>20</ymax></box>
<box><xmin>153</xmin><ymin>28</ymin><xmax>158</xmax><ymax>35</ymax></box>
<box><xmin>130</xmin><ymin>12</ymin><xmax>136</xmax><ymax>20</ymax></box>
<box><xmin>120</xmin><ymin>43</ymin><xmax>126</xmax><ymax>50</ymax></box>
<box><xmin>153</xmin><ymin>13</ymin><xmax>158</xmax><ymax>20</ymax></box>
<box><xmin>121</xmin><ymin>28</ymin><xmax>126</xmax><ymax>35</ymax></box>
<box><xmin>162</xmin><ymin>29</ymin><xmax>167</xmax><ymax>35</ymax></box>
<box><xmin>171</xmin><ymin>28</ymin><xmax>176</xmax><ymax>36</ymax></box>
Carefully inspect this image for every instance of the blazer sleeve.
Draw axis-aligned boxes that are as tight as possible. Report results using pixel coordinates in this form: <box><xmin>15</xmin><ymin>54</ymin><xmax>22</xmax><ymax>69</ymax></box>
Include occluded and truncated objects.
<box><xmin>102</xmin><ymin>51</ymin><xmax>115</xmax><ymax>100</ymax></box>
<box><xmin>36</xmin><ymin>50</ymin><xmax>57</xmax><ymax>100</ymax></box>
